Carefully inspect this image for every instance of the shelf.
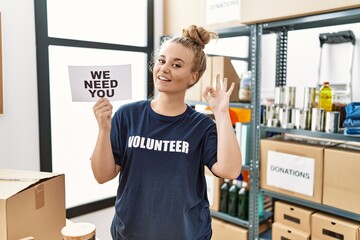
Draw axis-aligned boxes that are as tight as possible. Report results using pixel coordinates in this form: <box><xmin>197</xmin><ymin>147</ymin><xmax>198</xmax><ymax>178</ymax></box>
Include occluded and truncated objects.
<box><xmin>210</xmin><ymin>210</ymin><xmax>273</xmax><ymax>228</ymax></box>
<box><xmin>186</xmin><ymin>101</ymin><xmax>252</xmax><ymax>109</ymax></box>
<box><xmin>261</xmin><ymin>126</ymin><xmax>360</xmax><ymax>142</ymax></box>
<box><xmin>216</xmin><ymin>25</ymin><xmax>251</xmax><ymax>38</ymax></box>
<box><xmin>261</xmin><ymin>189</ymin><xmax>360</xmax><ymax>222</ymax></box>
<box><xmin>262</xmin><ymin>8</ymin><xmax>360</xmax><ymax>32</ymax></box>
<box><xmin>208</xmin><ymin>7</ymin><xmax>360</xmax><ymax>239</ymax></box>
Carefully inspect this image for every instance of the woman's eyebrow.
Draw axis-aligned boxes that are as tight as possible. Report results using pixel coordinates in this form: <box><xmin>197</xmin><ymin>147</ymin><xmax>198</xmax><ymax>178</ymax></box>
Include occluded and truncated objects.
<box><xmin>159</xmin><ymin>55</ymin><xmax>185</xmax><ymax>63</ymax></box>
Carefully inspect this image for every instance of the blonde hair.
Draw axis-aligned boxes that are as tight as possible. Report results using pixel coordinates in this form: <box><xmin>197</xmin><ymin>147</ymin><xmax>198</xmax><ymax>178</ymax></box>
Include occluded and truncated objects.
<box><xmin>151</xmin><ymin>25</ymin><xmax>218</xmax><ymax>88</ymax></box>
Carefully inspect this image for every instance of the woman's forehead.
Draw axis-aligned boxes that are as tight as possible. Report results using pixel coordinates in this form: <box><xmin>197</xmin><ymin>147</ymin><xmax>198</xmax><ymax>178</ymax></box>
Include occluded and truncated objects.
<box><xmin>159</xmin><ymin>42</ymin><xmax>194</xmax><ymax>60</ymax></box>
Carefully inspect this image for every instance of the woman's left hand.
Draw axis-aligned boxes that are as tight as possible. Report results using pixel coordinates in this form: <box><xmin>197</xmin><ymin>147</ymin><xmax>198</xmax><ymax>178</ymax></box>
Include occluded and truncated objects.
<box><xmin>203</xmin><ymin>74</ymin><xmax>235</xmax><ymax>114</ymax></box>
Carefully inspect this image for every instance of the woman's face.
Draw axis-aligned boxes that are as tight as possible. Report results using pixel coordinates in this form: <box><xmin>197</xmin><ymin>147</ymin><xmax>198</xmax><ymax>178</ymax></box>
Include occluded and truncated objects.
<box><xmin>153</xmin><ymin>42</ymin><xmax>198</xmax><ymax>95</ymax></box>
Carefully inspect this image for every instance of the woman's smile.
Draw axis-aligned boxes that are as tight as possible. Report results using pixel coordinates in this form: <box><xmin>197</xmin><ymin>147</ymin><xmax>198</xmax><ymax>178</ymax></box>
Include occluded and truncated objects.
<box><xmin>157</xmin><ymin>75</ymin><xmax>171</xmax><ymax>82</ymax></box>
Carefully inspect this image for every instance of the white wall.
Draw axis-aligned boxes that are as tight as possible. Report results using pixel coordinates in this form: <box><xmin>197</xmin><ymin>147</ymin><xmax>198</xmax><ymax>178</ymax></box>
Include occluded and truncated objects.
<box><xmin>0</xmin><ymin>0</ymin><xmax>40</xmax><ymax>171</ymax></box>
<box><xmin>261</xmin><ymin>23</ymin><xmax>360</xmax><ymax>108</ymax></box>
<box><xmin>0</xmin><ymin>0</ymin><xmax>163</xmax><ymax>173</ymax></box>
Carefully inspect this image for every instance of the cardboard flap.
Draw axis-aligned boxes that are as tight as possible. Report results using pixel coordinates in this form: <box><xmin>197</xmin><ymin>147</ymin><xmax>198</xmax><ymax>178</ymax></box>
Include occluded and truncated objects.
<box><xmin>0</xmin><ymin>169</ymin><xmax>60</xmax><ymax>199</ymax></box>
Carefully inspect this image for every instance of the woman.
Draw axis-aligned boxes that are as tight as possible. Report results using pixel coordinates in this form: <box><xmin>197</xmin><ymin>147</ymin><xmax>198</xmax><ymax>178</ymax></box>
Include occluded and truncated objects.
<box><xmin>91</xmin><ymin>25</ymin><xmax>242</xmax><ymax>240</ymax></box>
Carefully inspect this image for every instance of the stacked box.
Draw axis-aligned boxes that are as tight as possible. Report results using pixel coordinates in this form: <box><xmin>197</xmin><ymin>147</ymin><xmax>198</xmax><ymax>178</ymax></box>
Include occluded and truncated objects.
<box><xmin>260</xmin><ymin>138</ymin><xmax>326</xmax><ymax>203</ymax></box>
<box><xmin>312</xmin><ymin>212</ymin><xmax>360</xmax><ymax>240</ymax></box>
<box><xmin>272</xmin><ymin>201</ymin><xmax>314</xmax><ymax>240</ymax></box>
<box><xmin>323</xmin><ymin>147</ymin><xmax>360</xmax><ymax>214</ymax></box>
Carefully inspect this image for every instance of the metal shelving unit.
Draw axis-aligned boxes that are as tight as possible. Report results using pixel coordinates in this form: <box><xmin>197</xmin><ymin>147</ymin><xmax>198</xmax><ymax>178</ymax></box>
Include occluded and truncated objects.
<box><xmin>186</xmin><ymin>101</ymin><xmax>252</xmax><ymax>109</ymax></box>
<box><xmin>199</xmin><ymin>9</ymin><xmax>360</xmax><ymax>238</ymax></box>
<box><xmin>254</xmin><ymin>7</ymin><xmax>360</xmax><ymax>240</ymax></box>
<box><xmin>261</xmin><ymin>189</ymin><xmax>360</xmax><ymax>222</ymax></box>
<box><xmin>202</xmin><ymin>24</ymin><xmax>271</xmax><ymax>238</ymax></box>
<box><xmin>261</xmin><ymin>126</ymin><xmax>360</xmax><ymax>142</ymax></box>
<box><xmin>210</xmin><ymin>209</ymin><xmax>273</xmax><ymax>228</ymax></box>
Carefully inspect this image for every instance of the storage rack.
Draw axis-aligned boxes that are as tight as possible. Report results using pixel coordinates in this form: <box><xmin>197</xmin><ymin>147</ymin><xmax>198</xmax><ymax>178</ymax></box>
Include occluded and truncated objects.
<box><xmin>206</xmin><ymin>7</ymin><xmax>360</xmax><ymax>240</ymax></box>
<box><xmin>195</xmin><ymin>24</ymin><xmax>268</xmax><ymax>240</ymax></box>
<box><xmin>255</xmin><ymin>7</ymin><xmax>360</xmax><ymax>239</ymax></box>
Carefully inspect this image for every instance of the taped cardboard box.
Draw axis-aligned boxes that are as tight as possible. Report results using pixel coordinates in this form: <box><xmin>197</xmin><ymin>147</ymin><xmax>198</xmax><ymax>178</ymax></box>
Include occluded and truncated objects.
<box><xmin>272</xmin><ymin>222</ymin><xmax>310</xmax><ymax>240</ymax></box>
<box><xmin>0</xmin><ymin>168</ymin><xmax>66</xmax><ymax>240</ymax></box>
<box><xmin>312</xmin><ymin>212</ymin><xmax>360</xmax><ymax>240</ymax></box>
<box><xmin>201</xmin><ymin>0</ymin><xmax>245</xmax><ymax>30</ymax></box>
<box><xmin>260</xmin><ymin>138</ymin><xmax>325</xmax><ymax>204</ymax></box>
<box><xmin>240</xmin><ymin>0</ymin><xmax>360</xmax><ymax>24</ymax></box>
<box><xmin>212</xmin><ymin>217</ymin><xmax>271</xmax><ymax>240</ymax></box>
<box><xmin>211</xmin><ymin>56</ymin><xmax>240</xmax><ymax>102</ymax></box>
<box><xmin>185</xmin><ymin>55</ymin><xmax>240</xmax><ymax>102</ymax></box>
<box><xmin>323</xmin><ymin>146</ymin><xmax>360</xmax><ymax>214</ymax></box>
<box><xmin>211</xmin><ymin>218</ymin><xmax>247</xmax><ymax>240</ymax></box>
<box><xmin>274</xmin><ymin>201</ymin><xmax>315</xmax><ymax>233</ymax></box>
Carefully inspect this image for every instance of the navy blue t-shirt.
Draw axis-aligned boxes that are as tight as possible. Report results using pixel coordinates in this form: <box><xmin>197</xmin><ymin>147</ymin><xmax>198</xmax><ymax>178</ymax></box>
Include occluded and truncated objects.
<box><xmin>110</xmin><ymin>100</ymin><xmax>217</xmax><ymax>240</ymax></box>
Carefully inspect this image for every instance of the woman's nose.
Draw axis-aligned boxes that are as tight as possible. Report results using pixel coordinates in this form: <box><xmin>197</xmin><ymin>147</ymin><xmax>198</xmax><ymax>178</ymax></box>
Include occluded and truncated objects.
<box><xmin>160</xmin><ymin>64</ymin><xmax>170</xmax><ymax>73</ymax></box>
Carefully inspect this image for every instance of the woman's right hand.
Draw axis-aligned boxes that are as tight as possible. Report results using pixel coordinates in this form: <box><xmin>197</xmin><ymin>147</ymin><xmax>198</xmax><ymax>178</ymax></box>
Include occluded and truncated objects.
<box><xmin>93</xmin><ymin>98</ymin><xmax>113</xmax><ymax>131</ymax></box>
<box><xmin>91</xmin><ymin>98</ymin><xmax>119</xmax><ymax>183</ymax></box>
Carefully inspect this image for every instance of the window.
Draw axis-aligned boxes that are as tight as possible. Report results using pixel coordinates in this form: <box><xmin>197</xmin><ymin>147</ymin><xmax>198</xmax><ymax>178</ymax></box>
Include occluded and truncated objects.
<box><xmin>35</xmin><ymin>0</ymin><xmax>154</xmax><ymax>216</ymax></box>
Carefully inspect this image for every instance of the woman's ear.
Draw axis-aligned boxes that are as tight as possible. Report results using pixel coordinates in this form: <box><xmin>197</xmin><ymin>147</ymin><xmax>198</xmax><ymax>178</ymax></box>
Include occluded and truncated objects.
<box><xmin>190</xmin><ymin>72</ymin><xmax>199</xmax><ymax>86</ymax></box>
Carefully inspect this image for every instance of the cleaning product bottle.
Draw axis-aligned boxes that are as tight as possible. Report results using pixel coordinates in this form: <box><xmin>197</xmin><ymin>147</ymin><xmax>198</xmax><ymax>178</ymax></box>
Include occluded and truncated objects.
<box><xmin>228</xmin><ymin>179</ymin><xmax>240</xmax><ymax>217</ymax></box>
<box><xmin>318</xmin><ymin>82</ymin><xmax>333</xmax><ymax>112</ymax></box>
<box><xmin>237</xmin><ymin>180</ymin><xmax>249</xmax><ymax>220</ymax></box>
<box><xmin>219</xmin><ymin>179</ymin><xmax>230</xmax><ymax>213</ymax></box>
<box><xmin>258</xmin><ymin>191</ymin><xmax>264</xmax><ymax>218</ymax></box>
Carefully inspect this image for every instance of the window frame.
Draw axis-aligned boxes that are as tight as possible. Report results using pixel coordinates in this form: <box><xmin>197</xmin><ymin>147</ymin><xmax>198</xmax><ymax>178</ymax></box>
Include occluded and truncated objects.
<box><xmin>34</xmin><ymin>0</ymin><xmax>154</xmax><ymax>217</ymax></box>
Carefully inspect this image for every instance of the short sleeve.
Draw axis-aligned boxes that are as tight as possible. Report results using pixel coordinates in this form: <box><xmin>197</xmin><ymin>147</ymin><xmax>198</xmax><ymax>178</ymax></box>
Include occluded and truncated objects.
<box><xmin>110</xmin><ymin>110</ymin><xmax>123</xmax><ymax>166</ymax></box>
<box><xmin>202</xmin><ymin>124</ymin><xmax>217</xmax><ymax>171</ymax></box>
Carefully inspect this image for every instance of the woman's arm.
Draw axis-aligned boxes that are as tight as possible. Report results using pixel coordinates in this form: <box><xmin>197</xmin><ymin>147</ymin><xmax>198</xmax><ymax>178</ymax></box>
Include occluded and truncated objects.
<box><xmin>203</xmin><ymin>74</ymin><xmax>242</xmax><ymax>180</ymax></box>
<box><xmin>91</xmin><ymin>98</ymin><xmax>121</xmax><ymax>184</ymax></box>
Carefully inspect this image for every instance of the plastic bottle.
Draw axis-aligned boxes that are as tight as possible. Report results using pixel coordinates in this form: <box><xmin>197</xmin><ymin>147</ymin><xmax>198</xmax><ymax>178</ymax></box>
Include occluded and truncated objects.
<box><xmin>227</xmin><ymin>179</ymin><xmax>240</xmax><ymax>217</ymax></box>
<box><xmin>318</xmin><ymin>82</ymin><xmax>333</xmax><ymax>112</ymax></box>
<box><xmin>258</xmin><ymin>192</ymin><xmax>264</xmax><ymax>218</ymax></box>
<box><xmin>219</xmin><ymin>179</ymin><xmax>230</xmax><ymax>213</ymax></box>
<box><xmin>237</xmin><ymin>181</ymin><xmax>249</xmax><ymax>220</ymax></box>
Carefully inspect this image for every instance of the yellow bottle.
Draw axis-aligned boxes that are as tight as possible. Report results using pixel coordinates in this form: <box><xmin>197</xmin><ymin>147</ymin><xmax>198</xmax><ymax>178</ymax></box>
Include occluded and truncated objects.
<box><xmin>318</xmin><ymin>82</ymin><xmax>333</xmax><ymax>112</ymax></box>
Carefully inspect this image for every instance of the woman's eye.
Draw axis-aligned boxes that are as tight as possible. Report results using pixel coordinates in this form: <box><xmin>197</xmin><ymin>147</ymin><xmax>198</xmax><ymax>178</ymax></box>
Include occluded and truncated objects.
<box><xmin>158</xmin><ymin>59</ymin><xmax>165</xmax><ymax>64</ymax></box>
<box><xmin>173</xmin><ymin>64</ymin><xmax>181</xmax><ymax>68</ymax></box>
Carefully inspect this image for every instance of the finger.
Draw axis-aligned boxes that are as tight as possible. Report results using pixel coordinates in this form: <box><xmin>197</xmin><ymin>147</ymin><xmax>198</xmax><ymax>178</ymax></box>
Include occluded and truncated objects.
<box><xmin>227</xmin><ymin>82</ymin><xmax>235</xmax><ymax>95</ymax></box>
<box><xmin>96</xmin><ymin>100</ymin><xmax>112</xmax><ymax>112</ymax></box>
<box><xmin>94</xmin><ymin>102</ymin><xmax>112</xmax><ymax>118</ymax></box>
<box><xmin>223</xmin><ymin>77</ymin><xmax>228</xmax><ymax>91</ymax></box>
<box><xmin>93</xmin><ymin>98</ymin><xmax>108</xmax><ymax>110</ymax></box>
<box><xmin>202</xmin><ymin>86</ymin><xmax>212</xmax><ymax>102</ymax></box>
<box><xmin>215</xmin><ymin>74</ymin><xmax>221</xmax><ymax>91</ymax></box>
<box><xmin>96</xmin><ymin>109</ymin><xmax>112</xmax><ymax>120</ymax></box>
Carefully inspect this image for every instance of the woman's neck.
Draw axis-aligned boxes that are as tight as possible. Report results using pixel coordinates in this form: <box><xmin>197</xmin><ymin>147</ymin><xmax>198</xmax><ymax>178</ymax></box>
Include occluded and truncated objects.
<box><xmin>151</xmin><ymin>95</ymin><xmax>187</xmax><ymax>116</ymax></box>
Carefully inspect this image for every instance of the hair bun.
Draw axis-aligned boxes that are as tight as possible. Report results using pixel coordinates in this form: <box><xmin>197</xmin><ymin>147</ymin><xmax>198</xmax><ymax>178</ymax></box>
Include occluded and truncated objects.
<box><xmin>182</xmin><ymin>25</ymin><xmax>216</xmax><ymax>49</ymax></box>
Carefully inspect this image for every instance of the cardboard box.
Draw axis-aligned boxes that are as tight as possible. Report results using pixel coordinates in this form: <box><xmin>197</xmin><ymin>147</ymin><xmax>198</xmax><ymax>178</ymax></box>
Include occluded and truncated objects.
<box><xmin>274</xmin><ymin>201</ymin><xmax>315</xmax><ymax>233</ymax></box>
<box><xmin>260</xmin><ymin>138</ymin><xmax>325</xmax><ymax>203</ymax></box>
<box><xmin>205</xmin><ymin>167</ymin><xmax>223</xmax><ymax>211</ymax></box>
<box><xmin>240</xmin><ymin>0</ymin><xmax>360</xmax><ymax>24</ymax></box>
<box><xmin>186</xmin><ymin>55</ymin><xmax>241</xmax><ymax>102</ymax></box>
<box><xmin>212</xmin><ymin>217</ymin><xmax>271</xmax><ymax>239</ymax></box>
<box><xmin>212</xmin><ymin>218</ymin><xmax>248</xmax><ymax>240</ymax></box>
<box><xmin>201</xmin><ymin>0</ymin><xmax>245</xmax><ymax>30</ymax></box>
<box><xmin>272</xmin><ymin>222</ymin><xmax>310</xmax><ymax>240</ymax></box>
<box><xmin>323</xmin><ymin>147</ymin><xmax>360</xmax><ymax>214</ymax></box>
<box><xmin>312</xmin><ymin>212</ymin><xmax>360</xmax><ymax>240</ymax></box>
<box><xmin>0</xmin><ymin>168</ymin><xmax>66</xmax><ymax>240</ymax></box>
<box><xmin>211</xmin><ymin>56</ymin><xmax>240</xmax><ymax>102</ymax></box>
